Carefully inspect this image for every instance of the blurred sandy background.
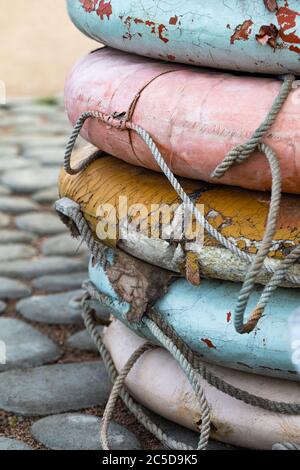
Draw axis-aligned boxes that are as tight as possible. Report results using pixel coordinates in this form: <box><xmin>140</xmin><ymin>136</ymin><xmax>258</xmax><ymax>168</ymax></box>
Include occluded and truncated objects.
<box><xmin>0</xmin><ymin>0</ymin><xmax>96</xmax><ymax>97</ymax></box>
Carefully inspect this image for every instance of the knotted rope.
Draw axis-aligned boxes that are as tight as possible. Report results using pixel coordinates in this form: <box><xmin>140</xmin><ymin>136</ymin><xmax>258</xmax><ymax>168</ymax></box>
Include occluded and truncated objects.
<box><xmin>64</xmin><ymin>75</ymin><xmax>299</xmax><ymax>334</ymax></box>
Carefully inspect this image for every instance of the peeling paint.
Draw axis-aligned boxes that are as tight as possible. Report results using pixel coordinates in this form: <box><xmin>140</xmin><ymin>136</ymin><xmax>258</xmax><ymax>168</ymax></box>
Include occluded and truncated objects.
<box><xmin>256</xmin><ymin>24</ymin><xmax>279</xmax><ymax>48</ymax></box>
<box><xmin>80</xmin><ymin>0</ymin><xmax>112</xmax><ymax>20</ymax></box>
<box><xmin>59</xmin><ymin>152</ymin><xmax>300</xmax><ymax>266</ymax></box>
<box><xmin>119</xmin><ymin>16</ymin><xmax>169</xmax><ymax>43</ymax></box>
<box><xmin>230</xmin><ymin>19</ymin><xmax>253</xmax><ymax>44</ymax></box>
<box><xmin>97</xmin><ymin>0</ymin><xmax>112</xmax><ymax>20</ymax></box>
<box><xmin>106</xmin><ymin>251</ymin><xmax>174</xmax><ymax>322</ymax></box>
<box><xmin>70</xmin><ymin>0</ymin><xmax>300</xmax><ymax>74</ymax></box>
<box><xmin>80</xmin><ymin>0</ymin><xmax>98</xmax><ymax>13</ymax></box>
<box><xmin>158</xmin><ymin>24</ymin><xmax>169</xmax><ymax>43</ymax></box>
<box><xmin>290</xmin><ymin>44</ymin><xmax>300</xmax><ymax>53</ymax></box>
<box><xmin>276</xmin><ymin>4</ymin><xmax>300</xmax><ymax>50</ymax></box>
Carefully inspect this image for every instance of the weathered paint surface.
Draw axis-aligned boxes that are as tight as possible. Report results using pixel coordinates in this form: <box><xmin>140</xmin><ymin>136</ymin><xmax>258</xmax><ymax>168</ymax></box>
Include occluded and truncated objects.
<box><xmin>59</xmin><ymin>148</ymin><xmax>300</xmax><ymax>286</ymax></box>
<box><xmin>89</xmin><ymin>255</ymin><xmax>300</xmax><ymax>381</ymax></box>
<box><xmin>104</xmin><ymin>320</ymin><xmax>300</xmax><ymax>450</ymax></box>
<box><xmin>65</xmin><ymin>49</ymin><xmax>300</xmax><ymax>194</ymax></box>
<box><xmin>67</xmin><ymin>0</ymin><xmax>300</xmax><ymax>74</ymax></box>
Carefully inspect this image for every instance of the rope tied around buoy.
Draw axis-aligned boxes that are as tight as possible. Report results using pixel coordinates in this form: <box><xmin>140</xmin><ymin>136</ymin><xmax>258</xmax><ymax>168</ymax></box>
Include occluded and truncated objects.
<box><xmin>63</xmin><ymin>74</ymin><xmax>299</xmax><ymax>335</ymax></box>
<box><xmin>54</xmin><ymin>200</ymin><xmax>300</xmax><ymax>414</ymax></box>
<box><xmin>55</xmin><ymin>201</ymin><xmax>300</xmax><ymax>450</ymax></box>
<box><xmin>81</xmin><ymin>290</ymin><xmax>300</xmax><ymax>451</ymax></box>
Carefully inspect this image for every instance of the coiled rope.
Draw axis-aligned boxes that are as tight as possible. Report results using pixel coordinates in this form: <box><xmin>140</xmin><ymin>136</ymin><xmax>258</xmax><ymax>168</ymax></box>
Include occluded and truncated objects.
<box><xmin>56</xmin><ymin>202</ymin><xmax>300</xmax><ymax>417</ymax></box>
<box><xmin>64</xmin><ymin>75</ymin><xmax>299</xmax><ymax>334</ymax></box>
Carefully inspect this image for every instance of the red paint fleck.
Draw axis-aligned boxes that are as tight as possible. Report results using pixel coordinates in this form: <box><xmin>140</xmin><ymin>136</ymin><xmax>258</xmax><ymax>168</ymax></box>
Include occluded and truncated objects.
<box><xmin>169</xmin><ymin>15</ymin><xmax>178</xmax><ymax>25</ymax></box>
<box><xmin>96</xmin><ymin>0</ymin><xmax>112</xmax><ymax>20</ymax></box>
<box><xmin>80</xmin><ymin>0</ymin><xmax>113</xmax><ymax>20</ymax></box>
<box><xmin>230</xmin><ymin>19</ymin><xmax>253</xmax><ymax>44</ymax></box>
<box><xmin>256</xmin><ymin>24</ymin><xmax>279</xmax><ymax>48</ymax></box>
<box><xmin>158</xmin><ymin>24</ymin><xmax>169</xmax><ymax>43</ymax></box>
<box><xmin>290</xmin><ymin>44</ymin><xmax>300</xmax><ymax>53</ymax></box>
<box><xmin>134</xmin><ymin>18</ymin><xmax>144</xmax><ymax>24</ymax></box>
<box><xmin>145</xmin><ymin>20</ymin><xmax>155</xmax><ymax>27</ymax></box>
<box><xmin>167</xmin><ymin>54</ymin><xmax>176</xmax><ymax>61</ymax></box>
<box><xmin>145</xmin><ymin>20</ymin><xmax>156</xmax><ymax>34</ymax></box>
<box><xmin>276</xmin><ymin>6</ymin><xmax>300</xmax><ymax>44</ymax></box>
<box><xmin>226</xmin><ymin>312</ymin><xmax>232</xmax><ymax>323</ymax></box>
<box><xmin>201</xmin><ymin>338</ymin><xmax>216</xmax><ymax>349</ymax></box>
<box><xmin>80</xmin><ymin>0</ymin><xmax>98</xmax><ymax>13</ymax></box>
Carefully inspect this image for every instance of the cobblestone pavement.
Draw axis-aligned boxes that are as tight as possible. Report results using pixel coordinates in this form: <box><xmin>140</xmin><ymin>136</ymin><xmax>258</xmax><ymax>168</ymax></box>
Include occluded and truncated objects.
<box><xmin>0</xmin><ymin>98</ymin><xmax>234</xmax><ymax>451</ymax></box>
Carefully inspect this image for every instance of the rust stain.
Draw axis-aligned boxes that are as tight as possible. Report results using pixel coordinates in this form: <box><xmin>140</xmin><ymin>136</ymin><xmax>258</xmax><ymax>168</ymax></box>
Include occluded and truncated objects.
<box><xmin>256</xmin><ymin>24</ymin><xmax>279</xmax><ymax>48</ymax></box>
<box><xmin>226</xmin><ymin>311</ymin><xmax>232</xmax><ymax>323</ymax></box>
<box><xmin>210</xmin><ymin>418</ymin><xmax>233</xmax><ymax>439</ymax></box>
<box><xmin>201</xmin><ymin>338</ymin><xmax>217</xmax><ymax>349</ymax></box>
<box><xmin>276</xmin><ymin>5</ymin><xmax>300</xmax><ymax>45</ymax></box>
<box><xmin>167</xmin><ymin>54</ymin><xmax>176</xmax><ymax>61</ymax></box>
<box><xmin>264</xmin><ymin>0</ymin><xmax>278</xmax><ymax>12</ymax></box>
<box><xmin>134</xmin><ymin>18</ymin><xmax>144</xmax><ymax>24</ymax></box>
<box><xmin>230</xmin><ymin>20</ymin><xmax>253</xmax><ymax>44</ymax></box>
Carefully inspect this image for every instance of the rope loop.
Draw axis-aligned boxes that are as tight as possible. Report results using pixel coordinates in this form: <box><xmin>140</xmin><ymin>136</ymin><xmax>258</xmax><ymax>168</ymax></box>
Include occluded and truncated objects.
<box><xmin>212</xmin><ymin>74</ymin><xmax>295</xmax><ymax>179</ymax></box>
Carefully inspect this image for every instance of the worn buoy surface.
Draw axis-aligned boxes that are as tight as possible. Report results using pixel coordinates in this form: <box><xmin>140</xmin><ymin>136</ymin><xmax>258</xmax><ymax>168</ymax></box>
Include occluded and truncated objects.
<box><xmin>104</xmin><ymin>320</ymin><xmax>300</xmax><ymax>450</ymax></box>
<box><xmin>67</xmin><ymin>0</ymin><xmax>300</xmax><ymax>75</ymax></box>
<box><xmin>65</xmin><ymin>49</ymin><xmax>300</xmax><ymax>193</ymax></box>
<box><xmin>88</xmin><ymin>253</ymin><xmax>300</xmax><ymax>381</ymax></box>
<box><xmin>59</xmin><ymin>148</ymin><xmax>300</xmax><ymax>286</ymax></box>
